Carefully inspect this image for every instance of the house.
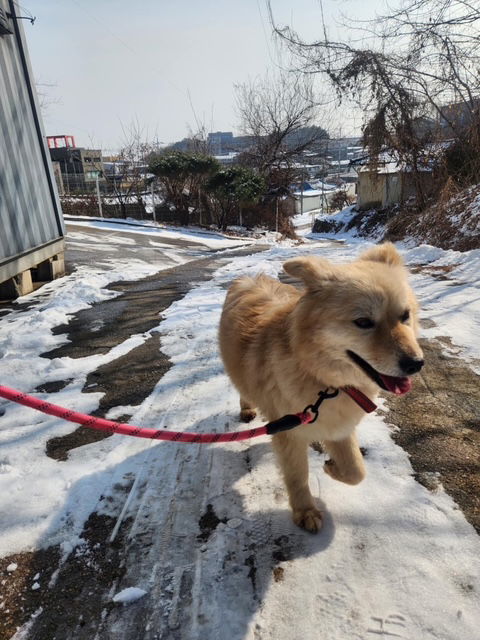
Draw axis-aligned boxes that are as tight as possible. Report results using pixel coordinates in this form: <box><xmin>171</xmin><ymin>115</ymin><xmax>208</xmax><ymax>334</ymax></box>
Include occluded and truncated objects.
<box><xmin>351</xmin><ymin>150</ymin><xmax>438</xmax><ymax>210</ymax></box>
<box><xmin>47</xmin><ymin>135</ymin><xmax>106</xmax><ymax>194</ymax></box>
<box><xmin>0</xmin><ymin>2</ymin><xmax>65</xmax><ymax>299</ymax></box>
<box><xmin>293</xmin><ymin>183</ymin><xmax>339</xmax><ymax>214</ymax></box>
<box><xmin>207</xmin><ymin>131</ymin><xmax>234</xmax><ymax>155</ymax></box>
<box><xmin>214</xmin><ymin>152</ymin><xmax>239</xmax><ymax>166</ymax></box>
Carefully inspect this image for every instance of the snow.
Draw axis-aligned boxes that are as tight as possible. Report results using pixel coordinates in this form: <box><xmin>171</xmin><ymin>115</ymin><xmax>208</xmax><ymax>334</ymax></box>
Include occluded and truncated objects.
<box><xmin>8</xmin><ymin>608</ymin><xmax>43</xmax><ymax>640</ymax></box>
<box><xmin>6</xmin><ymin>563</ymin><xmax>17</xmax><ymax>572</ymax></box>
<box><xmin>0</xmin><ymin>255</ymin><xmax>187</xmax><ymax>556</ymax></box>
<box><xmin>0</xmin><ymin>236</ymin><xmax>479</xmax><ymax>637</ymax></box>
<box><xmin>308</xmin><ymin>205</ymin><xmax>368</xmax><ymax>243</ymax></box>
<box><xmin>357</xmin><ymin>161</ymin><xmax>432</xmax><ymax>174</ymax></box>
<box><xmin>64</xmin><ymin>215</ymin><xmax>254</xmax><ymax>249</ymax></box>
<box><xmin>437</xmin><ymin>183</ymin><xmax>480</xmax><ymax>240</ymax></box>
<box><xmin>112</xmin><ymin>587</ymin><xmax>147</xmax><ymax>604</ymax></box>
<box><xmin>292</xmin><ymin>211</ymin><xmax>317</xmax><ymax>229</ymax></box>
<box><xmin>293</xmin><ymin>187</ymin><xmax>335</xmax><ymax>197</ymax></box>
<box><xmin>404</xmin><ymin>245</ymin><xmax>480</xmax><ymax>370</ymax></box>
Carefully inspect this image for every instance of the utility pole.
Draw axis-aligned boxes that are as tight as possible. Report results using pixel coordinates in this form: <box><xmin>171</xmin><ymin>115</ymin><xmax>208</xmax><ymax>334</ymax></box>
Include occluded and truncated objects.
<box><xmin>199</xmin><ymin>188</ymin><xmax>202</xmax><ymax>226</ymax></box>
<box><xmin>321</xmin><ymin>173</ymin><xmax>325</xmax><ymax>214</ymax></box>
<box><xmin>300</xmin><ymin>171</ymin><xmax>304</xmax><ymax>217</ymax></box>
<box><xmin>95</xmin><ymin>174</ymin><xmax>103</xmax><ymax>218</ymax></box>
<box><xmin>151</xmin><ymin>180</ymin><xmax>156</xmax><ymax>222</ymax></box>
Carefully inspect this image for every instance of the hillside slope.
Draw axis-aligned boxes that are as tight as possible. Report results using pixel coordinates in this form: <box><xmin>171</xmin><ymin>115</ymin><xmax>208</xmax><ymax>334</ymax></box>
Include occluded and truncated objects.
<box><xmin>313</xmin><ymin>184</ymin><xmax>480</xmax><ymax>250</ymax></box>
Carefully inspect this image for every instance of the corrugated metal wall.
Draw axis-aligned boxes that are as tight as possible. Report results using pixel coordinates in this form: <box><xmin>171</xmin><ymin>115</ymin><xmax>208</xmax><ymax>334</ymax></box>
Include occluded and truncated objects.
<box><xmin>0</xmin><ymin>0</ymin><xmax>64</xmax><ymax>265</ymax></box>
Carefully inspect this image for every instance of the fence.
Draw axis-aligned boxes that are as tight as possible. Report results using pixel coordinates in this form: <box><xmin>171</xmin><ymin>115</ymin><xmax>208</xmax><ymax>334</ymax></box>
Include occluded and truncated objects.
<box><xmin>55</xmin><ymin>172</ymin><xmax>120</xmax><ymax>196</ymax></box>
<box><xmin>60</xmin><ymin>187</ymin><xmax>297</xmax><ymax>237</ymax></box>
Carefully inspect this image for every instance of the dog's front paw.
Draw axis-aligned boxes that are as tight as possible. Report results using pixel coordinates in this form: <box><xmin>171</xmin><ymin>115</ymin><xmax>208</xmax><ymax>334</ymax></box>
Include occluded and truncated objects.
<box><xmin>323</xmin><ymin>459</ymin><xmax>365</xmax><ymax>485</ymax></box>
<box><xmin>292</xmin><ymin>507</ymin><xmax>323</xmax><ymax>533</ymax></box>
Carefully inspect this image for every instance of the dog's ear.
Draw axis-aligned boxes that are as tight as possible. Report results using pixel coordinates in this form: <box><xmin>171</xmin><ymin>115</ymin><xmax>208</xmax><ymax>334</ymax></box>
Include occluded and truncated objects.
<box><xmin>359</xmin><ymin>242</ymin><xmax>403</xmax><ymax>266</ymax></box>
<box><xmin>283</xmin><ymin>256</ymin><xmax>339</xmax><ymax>290</ymax></box>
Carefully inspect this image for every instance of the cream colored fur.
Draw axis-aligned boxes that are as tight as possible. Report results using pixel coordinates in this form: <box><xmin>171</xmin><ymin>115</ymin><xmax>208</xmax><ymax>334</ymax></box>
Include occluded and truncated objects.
<box><xmin>219</xmin><ymin>243</ymin><xmax>423</xmax><ymax>532</ymax></box>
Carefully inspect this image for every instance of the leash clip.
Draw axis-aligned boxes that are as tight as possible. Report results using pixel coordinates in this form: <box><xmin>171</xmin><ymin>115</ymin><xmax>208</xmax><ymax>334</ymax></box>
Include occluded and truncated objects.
<box><xmin>303</xmin><ymin>388</ymin><xmax>339</xmax><ymax>423</ymax></box>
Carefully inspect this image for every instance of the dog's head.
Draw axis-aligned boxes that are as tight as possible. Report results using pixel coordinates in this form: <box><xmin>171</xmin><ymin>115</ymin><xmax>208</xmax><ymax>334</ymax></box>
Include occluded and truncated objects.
<box><xmin>283</xmin><ymin>243</ymin><xmax>424</xmax><ymax>394</ymax></box>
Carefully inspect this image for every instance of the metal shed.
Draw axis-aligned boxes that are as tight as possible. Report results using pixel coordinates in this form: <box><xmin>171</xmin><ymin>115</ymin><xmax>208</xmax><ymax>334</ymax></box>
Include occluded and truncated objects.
<box><xmin>0</xmin><ymin>1</ymin><xmax>65</xmax><ymax>299</ymax></box>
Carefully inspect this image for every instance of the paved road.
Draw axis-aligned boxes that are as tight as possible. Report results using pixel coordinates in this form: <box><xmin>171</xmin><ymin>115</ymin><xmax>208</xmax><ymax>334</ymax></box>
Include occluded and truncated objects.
<box><xmin>0</xmin><ymin>221</ymin><xmax>251</xmax><ymax>318</ymax></box>
<box><xmin>65</xmin><ymin>222</ymin><xmax>228</xmax><ymax>273</ymax></box>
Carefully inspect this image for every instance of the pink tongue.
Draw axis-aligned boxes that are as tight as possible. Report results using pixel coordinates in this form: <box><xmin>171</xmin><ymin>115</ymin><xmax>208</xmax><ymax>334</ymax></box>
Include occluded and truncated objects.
<box><xmin>380</xmin><ymin>374</ymin><xmax>412</xmax><ymax>395</ymax></box>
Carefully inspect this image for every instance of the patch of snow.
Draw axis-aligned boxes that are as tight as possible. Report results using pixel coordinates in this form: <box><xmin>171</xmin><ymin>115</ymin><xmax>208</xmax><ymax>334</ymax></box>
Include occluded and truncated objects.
<box><xmin>64</xmin><ymin>215</ymin><xmax>254</xmax><ymax>249</ymax></box>
<box><xmin>105</xmin><ymin>405</ymin><xmax>141</xmax><ymax>420</ymax></box>
<box><xmin>404</xmin><ymin>245</ymin><xmax>480</xmax><ymax>369</ymax></box>
<box><xmin>9</xmin><ymin>607</ymin><xmax>43</xmax><ymax>640</ymax></box>
<box><xmin>0</xmin><ymin>255</ymin><xmax>187</xmax><ymax>557</ymax></box>
<box><xmin>112</xmin><ymin>587</ymin><xmax>147</xmax><ymax>603</ymax></box>
<box><xmin>403</xmin><ymin>244</ymin><xmax>449</xmax><ymax>263</ymax></box>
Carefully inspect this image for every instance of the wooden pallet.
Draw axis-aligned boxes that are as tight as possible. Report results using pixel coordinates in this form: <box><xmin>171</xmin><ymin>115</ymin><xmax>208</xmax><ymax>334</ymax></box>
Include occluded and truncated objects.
<box><xmin>0</xmin><ymin>251</ymin><xmax>65</xmax><ymax>300</ymax></box>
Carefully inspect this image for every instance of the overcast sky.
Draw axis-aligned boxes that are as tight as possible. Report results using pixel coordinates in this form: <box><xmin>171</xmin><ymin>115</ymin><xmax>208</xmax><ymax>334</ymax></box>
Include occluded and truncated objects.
<box><xmin>25</xmin><ymin>0</ymin><xmax>386</xmax><ymax>151</ymax></box>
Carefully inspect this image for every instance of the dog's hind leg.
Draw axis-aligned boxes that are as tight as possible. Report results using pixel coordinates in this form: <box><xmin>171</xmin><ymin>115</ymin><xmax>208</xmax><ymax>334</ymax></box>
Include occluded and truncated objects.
<box><xmin>273</xmin><ymin>433</ymin><xmax>323</xmax><ymax>533</ymax></box>
<box><xmin>323</xmin><ymin>433</ymin><xmax>366</xmax><ymax>485</ymax></box>
<box><xmin>240</xmin><ymin>397</ymin><xmax>257</xmax><ymax>423</ymax></box>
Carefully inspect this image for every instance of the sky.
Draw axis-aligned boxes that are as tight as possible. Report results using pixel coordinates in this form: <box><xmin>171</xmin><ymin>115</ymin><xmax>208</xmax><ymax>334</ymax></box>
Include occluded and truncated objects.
<box><xmin>23</xmin><ymin>0</ymin><xmax>386</xmax><ymax>151</ymax></box>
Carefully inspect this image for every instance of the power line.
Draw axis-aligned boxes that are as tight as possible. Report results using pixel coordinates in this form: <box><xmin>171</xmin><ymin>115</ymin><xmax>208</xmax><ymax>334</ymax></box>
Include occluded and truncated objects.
<box><xmin>69</xmin><ymin>0</ymin><xmax>187</xmax><ymax>98</ymax></box>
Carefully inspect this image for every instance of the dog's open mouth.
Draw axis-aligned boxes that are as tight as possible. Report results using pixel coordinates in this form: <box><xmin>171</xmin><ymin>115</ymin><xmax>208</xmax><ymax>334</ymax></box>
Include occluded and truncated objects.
<box><xmin>346</xmin><ymin>350</ymin><xmax>412</xmax><ymax>395</ymax></box>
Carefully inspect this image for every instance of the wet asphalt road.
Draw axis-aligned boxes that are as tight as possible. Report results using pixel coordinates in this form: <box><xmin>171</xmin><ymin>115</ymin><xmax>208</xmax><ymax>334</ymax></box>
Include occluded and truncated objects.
<box><xmin>65</xmin><ymin>222</ymin><xmax>215</xmax><ymax>272</ymax></box>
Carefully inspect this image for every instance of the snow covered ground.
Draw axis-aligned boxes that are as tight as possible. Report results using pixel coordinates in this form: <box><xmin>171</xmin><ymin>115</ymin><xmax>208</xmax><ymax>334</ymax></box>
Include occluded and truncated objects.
<box><xmin>63</xmin><ymin>215</ymin><xmax>257</xmax><ymax>250</ymax></box>
<box><xmin>1</xmin><ymin>237</ymin><xmax>480</xmax><ymax>638</ymax></box>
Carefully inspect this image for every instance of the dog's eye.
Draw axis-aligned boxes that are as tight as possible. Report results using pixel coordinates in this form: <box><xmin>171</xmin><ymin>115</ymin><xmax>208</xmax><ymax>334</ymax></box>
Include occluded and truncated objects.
<box><xmin>401</xmin><ymin>310</ymin><xmax>410</xmax><ymax>323</ymax></box>
<box><xmin>354</xmin><ymin>318</ymin><xmax>375</xmax><ymax>329</ymax></box>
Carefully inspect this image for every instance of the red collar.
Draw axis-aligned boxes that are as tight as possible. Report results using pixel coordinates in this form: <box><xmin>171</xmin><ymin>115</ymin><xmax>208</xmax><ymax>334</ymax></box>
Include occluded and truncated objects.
<box><xmin>342</xmin><ymin>386</ymin><xmax>377</xmax><ymax>413</ymax></box>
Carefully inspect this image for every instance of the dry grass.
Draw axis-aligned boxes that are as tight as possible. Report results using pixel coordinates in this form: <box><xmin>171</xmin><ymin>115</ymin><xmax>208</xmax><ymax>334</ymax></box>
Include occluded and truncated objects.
<box><xmin>384</xmin><ymin>183</ymin><xmax>480</xmax><ymax>251</ymax></box>
<box><xmin>339</xmin><ymin>182</ymin><xmax>480</xmax><ymax>251</ymax></box>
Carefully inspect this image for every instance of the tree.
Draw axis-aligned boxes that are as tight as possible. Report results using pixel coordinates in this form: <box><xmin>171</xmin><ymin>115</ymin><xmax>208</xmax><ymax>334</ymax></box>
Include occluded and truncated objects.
<box><xmin>234</xmin><ymin>70</ymin><xmax>327</xmax><ymax>178</ymax></box>
<box><xmin>270</xmin><ymin>0</ymin><xmax>480</xmax><ymax>202</ymax></box>
<box><xmin>149</xmin><ymin>151</ymin><xmax>219</xmax><ymax>225</ymax></box>
<box><xmin>110</xmin><ymin>122</ymin><xmax>154</xmax><ymax>218</ymax></box>
<box><xmin>206</xmin><ymin>166</ymin><xmax>265</xmax><ymax>230</ymax></box>
<box><xmin>329</xmin><ymin>187</ymin><xmax>352</xmax><ymax>213</ymax></box>
<box><xmin>36</xmin><ymin>81</ymin><xmax>58</xmax><ymax>117</ymax></box>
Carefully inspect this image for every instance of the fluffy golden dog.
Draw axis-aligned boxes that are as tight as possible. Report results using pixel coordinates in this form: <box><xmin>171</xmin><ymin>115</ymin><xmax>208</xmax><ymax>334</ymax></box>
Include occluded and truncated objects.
<box><xmin>219</xmin><ymin>243</ymin><xmax>423</xmax><ymax>532</ymax></box>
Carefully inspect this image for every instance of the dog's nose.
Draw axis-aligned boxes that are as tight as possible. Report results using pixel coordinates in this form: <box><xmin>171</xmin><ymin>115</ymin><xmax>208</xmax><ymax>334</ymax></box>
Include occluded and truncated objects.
<box><xmin>399</xmin><ymin>356</ymin><xmax>424</xmax><ymax>375</ymax></box>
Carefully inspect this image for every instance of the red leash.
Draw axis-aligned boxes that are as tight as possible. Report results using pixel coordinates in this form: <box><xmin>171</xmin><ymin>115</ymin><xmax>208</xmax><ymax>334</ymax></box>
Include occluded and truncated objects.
<box><xmin>0</xmin><ymin>384</ymin><xmax>376</xmax><ymax>443</ymax></box>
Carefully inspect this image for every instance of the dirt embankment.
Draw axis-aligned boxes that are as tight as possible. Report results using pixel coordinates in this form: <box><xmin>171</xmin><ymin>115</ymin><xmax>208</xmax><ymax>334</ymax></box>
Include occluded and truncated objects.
<box><xmin>385</xmin><ymin>183</ymin><xmax>480</xmax><ymax>251</ymax></box>
<box><xmin>314</xmin><ymin>182</ymin><xmax>480</xmax><ymax>251</ymax></box>
<box><xmin>384</xmin><ymin>332</ymin><xmax>480</xmax><ymax>533</ymax></box>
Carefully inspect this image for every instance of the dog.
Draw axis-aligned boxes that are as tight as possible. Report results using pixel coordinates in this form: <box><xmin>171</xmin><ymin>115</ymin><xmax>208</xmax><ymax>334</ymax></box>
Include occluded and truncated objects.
<box><xmin>219</xmin><ymin>243</ymin><xmax>423</xmax><ymax>533</ymax></box>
